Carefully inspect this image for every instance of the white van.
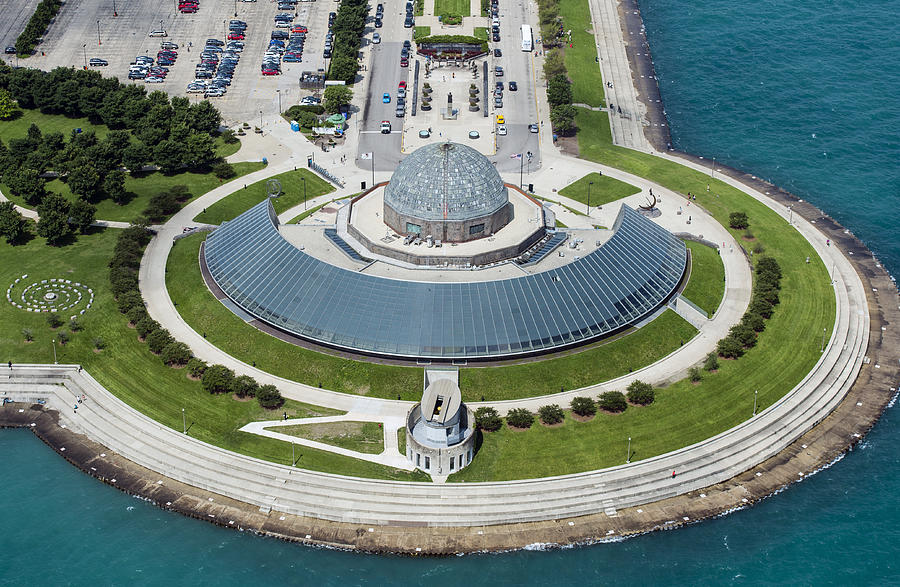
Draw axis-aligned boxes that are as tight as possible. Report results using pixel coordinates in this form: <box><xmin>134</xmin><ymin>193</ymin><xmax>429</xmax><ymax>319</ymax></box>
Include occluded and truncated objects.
<box><xmin>149</xmin><ymin>30</ymin><xmax>168</xmax><ymax>37</ymax></box>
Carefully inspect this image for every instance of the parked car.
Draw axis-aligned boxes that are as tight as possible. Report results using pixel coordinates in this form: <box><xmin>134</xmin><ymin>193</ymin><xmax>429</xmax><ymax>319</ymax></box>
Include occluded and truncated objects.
<box><xmin>373</xmin><ymin>33</ymin><xmax>381</xmax><ymax>44</ymax></box>
<box><xmin>509</xmin><ymin>81</ymin><xmax>518</xmax><ymax>91</ymax></box>
<box><xmin>161</xmin><ymin>42</ymin><xmax>179</xmax><ymax>50</ymax></box>
<box><xmin>494</xmin><ymin>48</ymin><xmax>502</xmax><ymax>57</ymax></box>
<box><xmin>468</xmin><ymin>130</ymin><xmax>480</xmax><ymax>139</ymax></box>
<box><xmin>227</xmin><ymin>32</ymin><xmax>245</xmax><ymax>40</ymax></box>
<box><xmin>400</xmin><ymin>57</ymin><xmax>408</xmax><ymax>67</ymax></box>
<box><xmin>4</xmin><ymin>46</ymin><xmax>16</xmax><ymax>54</ymax></box>
<box><xmin>300</xmin><ymin>96</ymin><xmax>321</xmax><ymax>105</ymax></box>
<box><xmin>149</xmin><ymin>30</ymin><xmax>168</xmax><ymax>37</ymax></box>
<box><xmin>88</xmin><ymin>58</ymin><xmax>108</xmax><ymax>66</ymax></box>
<box><xmin>145</xmin><ymin>76</ymin><xmax>165</xmax><ymax>83</ymax></box>
<box><xmin>529</xmin><ymin>123</ymin><xmax>539</xmax><ymax>133</ymax></box>
<box><xmin>381</xmin><ymin>120</ymin><xmax>391</xmax><ymax>133</ymax></box>
<box><xmin>497</xmin><ymin>124</ymin><xmax>507</xmax><ymax>135</ymax></box>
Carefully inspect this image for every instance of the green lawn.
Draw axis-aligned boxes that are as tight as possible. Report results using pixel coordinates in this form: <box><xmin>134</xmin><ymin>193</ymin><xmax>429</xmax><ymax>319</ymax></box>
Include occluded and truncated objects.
<box><xmin>215</xmin><ymin>136</ymin><xmax>243</xmax><ymax>159</ymax></box>
<box><xmin>193</xmin><ymin>169</ymin><xmax>334</xmax><ymax>224</ymax></box>
<box><xmin>558</xmin><ymin>0</ymin><xmax>605</xmax><ymax>107</ymax></box>
<box><xmin>682</xmin><ymin>241</ymin><xmax>725</xmax><ymax>317</ymax></box>
<box><xmin>268</xmin><ymin>421</ymin><xmax>386</xmax><ymax>454</ymax></box>
<box><xmin>558</xmin><ymin>172</ymin><xmax>641</xmax><ymax>209</ymax></box>
<box><xmin>414</xmin><ymin>26</ymin><xmax>432</xmax><ymax>40</ymax></box>
<box><xmin>555</xmin><ymin>219</ymin><xmax>568</xmax><ymax>228</ymax></box>
<box><xmin>397</xmin><ymin>427</ymin><xmax>406</xmax><ymax>455</ymax></box>
<box><xmin>0</xmin><ymin>229</ymin><xmax>425</xmax><ymax>481</ymax></box>
<box><xmin>168</xmin><ymin>234</ymin><xmax>699</xmax><ymax>401</ymax></box>
<box><xmin>0</xmin><ymin>110</ymin><xmax>112</xmax><ymax>142</ymax></box>
<box><xmin>473</xmin><ymin>27</ymin><xmax>489</xmax><ymax>41</ymax></box>
<box><xmin>434</xmin><ymin>0</ymin><xmax>469</xmax><ymax>16</ymax></box>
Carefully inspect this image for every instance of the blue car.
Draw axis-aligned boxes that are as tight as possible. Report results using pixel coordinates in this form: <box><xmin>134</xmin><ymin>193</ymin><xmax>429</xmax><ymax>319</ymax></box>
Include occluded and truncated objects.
<box><xmin>382</xmin><ymin>92</ymin><xmax>391</xmax><ymax>103</ymax></box>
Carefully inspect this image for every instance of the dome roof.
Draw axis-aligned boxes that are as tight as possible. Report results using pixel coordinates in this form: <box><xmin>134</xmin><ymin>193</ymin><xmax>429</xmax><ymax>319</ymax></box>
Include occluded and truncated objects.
<box><xmin>384</xmin><ymin>142</ymin><xmax>509</xmax><ymax>222</ymax></box>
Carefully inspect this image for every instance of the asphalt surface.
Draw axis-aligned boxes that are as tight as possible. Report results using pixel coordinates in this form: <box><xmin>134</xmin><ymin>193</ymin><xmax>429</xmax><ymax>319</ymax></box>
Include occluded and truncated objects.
<box><xmin>0</xmin><ymin>0</ymin><xmax>42</xmax><ymax>56</ymax></box>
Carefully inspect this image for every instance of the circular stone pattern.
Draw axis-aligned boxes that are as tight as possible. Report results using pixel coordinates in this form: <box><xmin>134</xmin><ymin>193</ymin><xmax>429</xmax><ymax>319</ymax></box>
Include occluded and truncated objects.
<box><xmin>6</xmin><ymin>274</ymin><xmax>95</xmax><ymax>319</ymax></box>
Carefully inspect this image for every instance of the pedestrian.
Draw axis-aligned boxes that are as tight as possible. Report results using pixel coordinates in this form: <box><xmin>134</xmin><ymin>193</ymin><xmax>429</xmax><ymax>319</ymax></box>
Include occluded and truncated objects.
<box><xmin>671</xmin><ymin>470</ymin><xmax>676</xmax><ymax>478</ymax></box>
<box><xmin>7</xmin><ymin>361</ymin><xmax>10</xmax><ymax>370</ymax></box>
<box><xmin>77</xmin><ymin>365</ymin><xmax>82</xmax><ymax>373</ymax></box>
<box><xmin>74</xmin><ymin>403</ymin><xmax>78</xmax><ymax>413</ymax></box>
<box><xmin>706</xmin><ymin>184</ymin><xmax>710</xmax><ymax>192</ymax></box>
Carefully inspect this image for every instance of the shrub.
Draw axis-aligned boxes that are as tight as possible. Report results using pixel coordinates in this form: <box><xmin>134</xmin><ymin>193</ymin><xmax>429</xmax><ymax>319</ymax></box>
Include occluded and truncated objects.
<box><xmin>22</xmin><ymin>328</ymin><xmax>33</xmax><ymax>342</ymax></box>
<box><xmin>213</xmin><ymin>162</ymin><xmax>235</xmax><ymax>179</ymax></box>
<box><xmin>474</xmin><ymin>406</ymin><xmax>502</xmax><ymax>431</ymax></box>
<box><xmin>730</xmin><ymin>323</ymin><xmax>757</xmax><ymax>349</ymax></box>
<box><xmin>161</xmin><ymin>341</ymin><xmax>192</xmax><ymax>366</ymax></box>
<box><xmin>135</xmin><ymin>316</ymin><xmax>160</xmax><ymax>339</ymax></box>
<box><xmin>202</xmin><ymin>364</ymin><xmax>235</xmax><ymax>394</ymax></box>
<box><xmin>506</xmin><ymin>408</ymin><xmax>534</xmax><ymax>429</ymax></box>
<box><xmin>742</xmin><ymin>312</ymin><xmax>766</xmax><ymax>333</ymax></box>
<box><xmin>755</xmin><ymin>256</ymin><xmax>782</xmax><ymax>281</ymax></box>
<box><xmin>570</xmin><ymin>396</ymin><xmax>596</xmax><ymax>417</ymax></box>
<box><xmin>717</xmin><ymin>336</ymin><xmax>745</xmax><ymax>359</ymax></box>
<box><xmin>231</xmin><ymin>374</ymin><xmax>259</xmax><ymax>398</ymax></box>
<box><xmin>703</xmin><ymin>352</ymin><xmax>719</xmax><ymax>372</ymax></box>
<box><xmin>46</xmin><ymin>313</ymin><xmax>63</xmax><ymax>328</ymax></box>
<box><xmin>116</xmin><ymin>290</ymin><xmax>144</xmax><ymax>314</ymax></box>
<box><xmin>752</xmin><ymin>243</ymin><xmax>765</xmax><ymax>255</ymax></box>
<box><xmin>146</xmin><ymin>328</ymin><xmax>174</xmax><ymax>354</ymax></box>
<box><xmin>538</xmin><ymin>404</ymin><xmax>565</xmax><ymax>425</ymax></box>
<box><xmin>93</xmin><ymin>337</ymin><xmax>105</xmax><ymax>350</ymax></box>
<box><xmin>126</xmin><ymin>305</ymin><xmax>148</xmax><ymax>326</ymax></box>
<box><xmin>68</xmin><ymin>318</ymin><xmax>82</xmax><ymax>332</ymax></box>
<box><xmin>257</xmin><ymin>384</ymin><xmax>285</xmax><ymax>409</ymax></box>
<box><xmin>626</xmin><ymin>381</ymin><xmax>655</xmax><ymax>405</ymax></box>
<box><xmin>729</xmin><ymin>211</ymin><xmax>749</xmax><ymax>229</ymax></box>
<box><xmin>597</xmin><ymin>391</ymin><xmax>627</xmax><ymax>413</ymax></box>
<box><xmin>186</xmin><ymin>358</ymin><xmax>207</xmax><ymax>378</ymax></box>
<box><xmin>221</xmin><ymin>128</ymin><xmax>238</xmax><ymax>144</ymax></box>
<box><xmin>688</xmin><ymin>366</ymin><xmax>702</xmax><ymax>383</ymax></box>
<box><xmin>56</xmin><ymin>331</ymin><xmax>69</xmax><ymax>345</ymax></box>
<box><xmin>749</xmin><ymin>297</ymin><xmax>774</xmax><ymax>319</ymax></box>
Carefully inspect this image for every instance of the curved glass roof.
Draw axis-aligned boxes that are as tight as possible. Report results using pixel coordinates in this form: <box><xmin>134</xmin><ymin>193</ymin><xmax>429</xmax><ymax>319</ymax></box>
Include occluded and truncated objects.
<box><xmin>203</xmin><ymin>200</ymin><xmax>686</xmax><ymax>360</ymax></box>
<box><xmin>383</xmin><ymin>142</ymin><xmax>509</xmax><ymax>222</ymax></box>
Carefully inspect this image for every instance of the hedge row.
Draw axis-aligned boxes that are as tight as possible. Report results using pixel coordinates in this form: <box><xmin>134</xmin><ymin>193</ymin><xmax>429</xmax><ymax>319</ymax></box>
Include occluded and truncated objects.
<box><xmin>717</xmin><ymin>255</ymin><xmax>782</xmax><ymax>359</ymax></box>
<box><xmin>15</xmin><ymin>0</ymin><xmax>62</xmax><ymax>55</ymax></box>
<box><xmin>109</xmin><ymin>225</ymin><xmax>284</xmax><ymax>410</ymax></box>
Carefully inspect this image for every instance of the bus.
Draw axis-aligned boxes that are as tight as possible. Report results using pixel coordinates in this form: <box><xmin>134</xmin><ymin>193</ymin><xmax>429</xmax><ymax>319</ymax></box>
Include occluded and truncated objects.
<box><xmin>521</xmin><ymin>24</ymin><xmax>533</xmax><ymax>52</ymax></box>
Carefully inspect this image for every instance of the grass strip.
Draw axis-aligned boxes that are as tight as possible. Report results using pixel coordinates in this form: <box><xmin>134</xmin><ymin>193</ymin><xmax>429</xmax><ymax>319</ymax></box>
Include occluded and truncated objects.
<box><xmin>558</xmin><ymin>0</ymin><xmax>605</xmax><ymax>107</ymax></box>
<box><xmin>682</xmin><ymin>241</ymin><xmax>725</xmax><ymax>317</ymax></box>
<box><xmin>268</xmin><ymin>421</ymin><xmax>386</xmax><ymax>454</ymax></box>
<box><xmin>558</xmin><ymin>172</ymin><xmax>641</xmax><ymax>208</ymax></box>
<box><xmin>193</xmin><ymin>169</ymin><xmax>334</xmax><ymax>224</ymax></box>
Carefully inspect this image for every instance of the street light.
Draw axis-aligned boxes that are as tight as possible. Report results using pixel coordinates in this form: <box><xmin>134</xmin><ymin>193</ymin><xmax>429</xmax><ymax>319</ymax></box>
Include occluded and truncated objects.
<box><xmin>626</xmin><ymin>436</ymin><xmax>631</xmax><ymax>463</ymax></box>
<box><xmin>712</xmin><ymin>157</ymin><xmax>716</xmax><ymax>179</ymax></box>
<box><xmin>753</xmin><ymin>389</ymin><xmax>758</xmax><ymax>416</ymax></box>
<box><xmin>112</xmin><ymin>0</ymin><xmax>117</xmax><ymax>17</ymax></box>
<box><xmin>97</xmin><ymin>20</ymin><xmax>102</xmax><ymax>45</ymax></box>
<box><xmin>234</xmin><ymin>0</ymin><xmax>237</xmax><ymax>17</ymax></box>
<box><xmin>52</xmin><ymin>339</ymin><xmax>57</xmax><ymax>364</ymax></box>
<box><xmin>182</xmin><ymin>407</ymin><xmax>186</xmax><ymax>434</ymax></box>
<box><xmin>788</xmin><ymin>204</ymin><xmax>793</xmax><ymax>224</ymax></box>
<box><xmin>587</xmin><ymin>180</ymin><xmax>593</xmax><ymax>215</ymax></box>
<box><xmin>302</xmin><ymin>176</ymin><xmax>307</xmax><ymax>209</ymax></box>
<box><xmin>821</xmin><ymin>327</ymin><xmax>827</xmax><ymax>352</ymax></box>
<box><xmin>82</xmin><ymin>44</ymin><xmax>87</xmax><ymax>69</ymax></box>
<box><xmin>277</xmin><ymin>89</ymin><xmax>281</xmax><ymax>114</ymax></box>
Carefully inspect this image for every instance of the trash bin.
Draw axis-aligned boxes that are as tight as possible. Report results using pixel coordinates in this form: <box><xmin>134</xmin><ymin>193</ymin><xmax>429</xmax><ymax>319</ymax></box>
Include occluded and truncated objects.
<box><xmin>290</xmin><ymin>121</ymin><xmax>300</xmax><ymax>132</ymax></box>
<box><xmin>262</xmin><ymin>157</ymin><xmax>268</xmax><ymax>165</ymax></box>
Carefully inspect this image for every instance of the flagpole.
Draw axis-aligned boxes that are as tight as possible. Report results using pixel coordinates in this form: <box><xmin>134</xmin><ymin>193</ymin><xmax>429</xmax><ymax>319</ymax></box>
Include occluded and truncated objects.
<box><xmin>372</xmin><ymin>151</ymin><xmax>375</xmax><ymax>188</ymax></box>
<box><xmin>519</xmin><ymin>154</ymin><xmax>523</xmax><ymax>189</ymax></box>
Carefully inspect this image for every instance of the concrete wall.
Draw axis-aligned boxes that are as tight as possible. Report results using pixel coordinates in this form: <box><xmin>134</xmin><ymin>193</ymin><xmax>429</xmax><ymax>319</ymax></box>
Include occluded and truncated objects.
<box><xmin>406</xmin><ymin>405</ymin><xmax>477</xmax><ymax>475</ymax></box>
<box><xmin>383</xmin><ymin>201</ymin><xmax>513</xmax><ymax>244</ymax></box>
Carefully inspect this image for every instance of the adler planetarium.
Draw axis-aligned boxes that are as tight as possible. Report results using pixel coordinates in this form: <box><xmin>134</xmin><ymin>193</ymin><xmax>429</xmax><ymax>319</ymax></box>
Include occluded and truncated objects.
<box><xmin>202</xmin><ymin>142</ymin><xmax>687</xmax><ymax>362</ymax></box>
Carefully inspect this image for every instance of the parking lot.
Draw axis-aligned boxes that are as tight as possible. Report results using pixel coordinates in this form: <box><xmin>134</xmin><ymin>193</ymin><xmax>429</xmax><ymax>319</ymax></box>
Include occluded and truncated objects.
<box><xmin>13</xmin><ymin>0</ymin><xmax>339</xmax><ymax>122</ymax></box>
<box><xmin>0</xmin><ymin>0</ymin><xmax>43</xmax><ymax>58</ymax></box>
<box><xmin>355</xmin><ymin>0</ymin><xmax>541</xmax><ymax>173</ymax></box>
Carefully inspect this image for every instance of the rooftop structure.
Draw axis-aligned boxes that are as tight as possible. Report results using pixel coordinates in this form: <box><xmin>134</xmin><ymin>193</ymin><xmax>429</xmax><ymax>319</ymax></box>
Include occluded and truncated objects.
<box><xmin>383</xmin><ymin>142</ymin><xmax>512</xmax><ymax>242</ymax></box>
<box><xmin>405</xmin><ymin>370</ymin><xmax>476</xmax><ymax>475</ymax></box>
<box><xmin>202</xmin><ymin>199</ymin><xmax>687</xmax><ymax>360</ymax></box>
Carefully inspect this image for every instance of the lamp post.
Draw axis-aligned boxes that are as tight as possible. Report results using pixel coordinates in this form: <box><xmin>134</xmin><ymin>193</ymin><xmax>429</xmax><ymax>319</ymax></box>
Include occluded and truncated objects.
<box><xmin>276</xmin><ymin>89</ymin><xmax>281</xmax><ymax>114</ymax></box>
<box><xmin>587</xmin><ymin>180</ymin><xmax>593</xmax><ymax>214</ymax></box>
<box><xmin>112</xmin><ymin>0</ymin><xmax>117</xmax><ymax>17</ymax></box>
<box><xmin>292</xmin><ymin>441</ymin><xmax>295</xmax><ymax>466</ymax></box>
<box><xmin>234</xmin><ymin>0</ymin><xmax>237</xmax><ymax>17</ymax></box>
<box><xmin>182</xmin><ymin>408</ymin><xmax>186</xmax><ymax>433</ymax></box>
<box><xmin>711</xmin><ymin>156</ymin><xmax>716</xmax><ymax>179</ymax></box>
<box><xmin>259</xmin><ymin>110</ymin><xmax>263</xmax><ymax>129</ymax></box>
<box><xmin>753</xmin><ymin>389</ymin><xmax>758</xmax><ymax>417</ymax></box>
<box><xmin>821</xmin><ymin>327</ymin><xmax>827</xmax><ymax>352</ymax></box>
<box><xmin>52</xmin><ymin>339</ymin><xmax>57</xmax><ymax>364</ymax></box>
<box><xmin>97</xmin><ymin>20</ymin><xmax>102</xmax><ymax>45</ymax></box>
<box><xmin>788</xmin><ymin>204</ymin><xmax>793</xmax><ymax>224</ymax></box>
<box><xmin>82</xmin><ymin>44</ymin><xmax>87</xmax><ymax>69</ymax></box>
<box><xmin>302</xmin><ymin>176</ymin><xmax>307</xmax><ymax>209</ymax></box>
<box><xmin>626</xmin><ymin>436</ymin><xmax>631</xmax><ymax>463</ymax></box>
<box><xmin>518</xmin><ymin>153</ymin><xmax>524</xmax><ymax>189</ymax></box>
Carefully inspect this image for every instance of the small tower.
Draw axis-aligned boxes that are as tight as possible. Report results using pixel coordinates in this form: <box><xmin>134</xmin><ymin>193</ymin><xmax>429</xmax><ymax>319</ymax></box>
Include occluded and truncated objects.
<box><xmin>406</xmin><ymin>369</ymin><xmax>476</xmax><ymax>475</ymax></box>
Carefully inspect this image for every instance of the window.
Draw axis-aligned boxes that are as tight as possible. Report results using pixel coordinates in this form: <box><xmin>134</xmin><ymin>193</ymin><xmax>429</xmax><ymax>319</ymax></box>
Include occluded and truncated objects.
<box><xmin>416</xmin><ymin>453</ymin><xmax>420</xmax><ymax>466</ymax></box>
<box><xmin>467</xmin><ymin>450</ymin><xmax>472</xmax><ymax>464</ymax></box>
<box><xmin>424</xmin><ymin>456</ymin><xmax>430</xmax><ymax>470</ymax></box>
<box><xmin>459</xmin><ymin>454</ymin><xmax>464</xmax><ymax>468</ymax></box>
<box><xmin>450</xmin><ymin>457</ymin><xmax>455</xmax><ymax>471</ymax></box>
<box><xmin>469</xmin><ymin>223</ymin><xmax>485</xmax><ymax>235</ymax></box>
<box><xmin>406</xmin><ymin>222</ymin><xmax>422</xmax><ymax>234</ymax></box>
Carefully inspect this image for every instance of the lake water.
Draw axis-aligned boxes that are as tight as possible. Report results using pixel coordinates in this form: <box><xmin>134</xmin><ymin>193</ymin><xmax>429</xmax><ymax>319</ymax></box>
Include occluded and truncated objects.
<box><xmin>2</xmin><ymin>0</ymin><xmax>899</xmax><ymax>583</ymax></box>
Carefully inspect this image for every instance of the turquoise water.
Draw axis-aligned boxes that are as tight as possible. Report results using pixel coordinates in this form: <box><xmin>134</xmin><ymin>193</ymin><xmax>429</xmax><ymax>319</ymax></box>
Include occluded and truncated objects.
<box><xmin>3</xmin><ymin>1</ymin><xmax>900</xmax><ymax>583</ymax></box>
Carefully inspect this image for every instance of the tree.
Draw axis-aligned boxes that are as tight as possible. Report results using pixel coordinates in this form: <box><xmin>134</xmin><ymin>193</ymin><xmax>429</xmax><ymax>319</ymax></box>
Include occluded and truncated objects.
<box><xmin>297</xmin><ymin>110</ymin><xmax>319</xmax><ymax>129</ymax></box>
<box><xmin>688</xmin><ymin>366</ymin><xmax>703</xmax><ymax>383</ymax></box>
<box><xmin>755</xmin><ymin>256</ymin><xmax>782</xmax><ymax>281</ymax></box>
<box><xmin>231</xmin><ymin>374</ymin><xmax>259</xmax><ymax>398</ymax></box>
<box><xmin>703</xmin><ymin>352</ymin><xmax>719</xmax><ymax>372</ymax></box>
<box><xmin>323</xmin><ymin>85</ymin><xmax>353</xmax><ymax>114</ymax></box>
<box><xmin>329</xmin><ymin>54</ymin><xmax>359</xmax><ymax>85</ymax></box>
<box><xmin>550</xmin><ymin>104</ymin><xmax>577</xmax><ymax>135</ymax></box>
<box><xmin>143</xmin><ymin>190</ymin><xmax>181</xmax><ymax>221</ymax></box>
<box><xmin>730</xmin><ymin>323</ymin><xmax>757</xmax><ymax>348</ymax></box>
<box><xmin>68</xmin><ymin>317</ymin><xmax>82</xmax><ymax>332</ymax></box>
<box><xmin>213</xmin><ymin>162</ymin><xmax>235</xmax><ymax>179</ymax></box>
<box><xmin>257</xmin><ymin>384</ymin><xmax>285</xmax><ymax>409</ymax></box>
<box><xmin>202</xmin><ymin>364</ymin><xmax>236</xmax><ymax>394</ymax></box>
<box><xmin>122</xmin><ymin>143</ymin><xmax>151</xmax><ymax>173</ymax></box>
<box><xmin>220</xmin><ymin>128</ymin><xmax>238</xmax><ymax>144</ymax></box>
<box><xmin>184</xmin><ymin>132</ymin><xmax>215</xmax><ymax>167</ymax></box>
<box><xmin>7</xmin><ymin>168</ymin><xmax>46</xmax><ymax>205</ymax></box>
<box><xmin>46</xmin><ymin>313</ymin><xmax>63</xmax><ymax>328</ymax></box>
<box><xmin>597</xmin><ymin>391</ymin><xmax>627</xmax><ymax>413</ymax></box>
<box><xmin>153</xmin><ymin>139</ymin><xmax>184</xmax><ymax>174</ymax></box>
<box><xmin>67</xmin><ymin>163</ymin><xmax>102</xmax><ymax>200</ymax></box>
<box><xmin>742</xmin><ymin>311</ymin><xmax>766</xmax><ymax>333</ymax></box>
<box><xmin>69</xmin><ymin>199</ymin><xmax>96</xmax><ymax>233</ymax></box>
<box><xmin>717</xmin><ymin>336</ymin><xmax>745</xmax><ymax>359</ymax></box>
<box><xmin>126</xmin><ymin>304</ymin><xmax>147</xmax><ymax>326</ymax></box>
<box><xmin>146</xmin><ymin>328</ymin><xmax>174</xmax><ymax>354</ymax></box>
<box><xmin>186</xmin><ymin>358</ymin><xmax>207</xmax><ymax>378</ymax></box>
<box><xmin>188</xmin><ymin>100</ymin><xmax>222</xmax><ymax>134</ymax></box>
<box><xmin>570</xmin><ymin>396</ymin><xmax>596</xmax><ymax>417</ymax></box>
<box><xmin>0</xmin><ymin>201</ymin><xmax>28</xmax><ymax>244</ymax></box>
<box><xmin>0</xmin><ymin>88</ymin><xmax>18</xmax><ymax>121</ymax></box>
<box><xmin>474</xmin><ymin>406</ymin><xmax>502</xmax><ymax>431</ymax></box>
<box><xmin>135</xmin><ymin>316</ymin><xmax>160</xmax><ymax>339</ymax></box>
<box><xmin>749</xmin><ymin>296</ymin><xmax>774</xmax><ymax>319</ymax></box>
<box><xmin>538</xmin><ymin>404</ymin><xmax>564</xmax><ymax>425</ymax></box>
<box><xmin>104</xmin><ymin>169</ymin><xmax>128</xmax><ymax>204</ymax></box>
<box><xmin>626</xmin><ymin>381</ymin><xmax>655</xmax><ymax>405</ymax></box>
<box><xmin>115</xmin><ymin>290</ymin><xmax>144</xmax><ymax>314</ymax></box>
<box><xmin>161</xmin><ymin>341</ymin><xmax>192</xmax><ymax>366</ymax></box>
<box><xmin>35</xmin><ymin>192</ymin><xmax>71</xmax><ymax>245</ymax></box>
<box><xmin>729</xmin><ymin>211</ymin><xmax>749</xmax><ymax>229</ymax></box>
<box><xmin>547</xmin><ymin>74</ymin><xmax>572</xmax><ymax>107</ymax></box>
<box><xmin>506</xmin><ymin>408</ymin><xmax>534</xmax><ymax>429</ymax></box>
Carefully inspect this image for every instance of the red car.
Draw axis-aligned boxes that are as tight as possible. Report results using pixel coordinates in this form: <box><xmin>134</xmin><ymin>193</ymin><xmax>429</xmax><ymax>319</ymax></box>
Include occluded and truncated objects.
<box><xmin>227</xmin><ymin>32</ymin><xmax>244</xmax><ymax>40</ymax></box>
<box><xmin>398</xmin><ymin>81</ymin><xmax>407</xmax><ymax>89</ymax></box>
<box><xmin>179</xmin><ymin>2</ymin><xmax>198</xmax><ymax>7</ymax></box>
<box><xmin>261</xmin><ymin>68</ymin><xmax>280</xmax><ymax>75</ymax></box>
<box><xmin>180</xmin><ymin>6</ymin><xmax>197</xmax><ymax>12</ymax></box>
<box><xmin>400</xmin><ymin>58</ymin><xmax>408</xmax><ymax>67</ymax></box>
<box><xmin>291</xmin><ymin>25</ymin><xmax>308</xmax><ymax>33</ymax></box>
